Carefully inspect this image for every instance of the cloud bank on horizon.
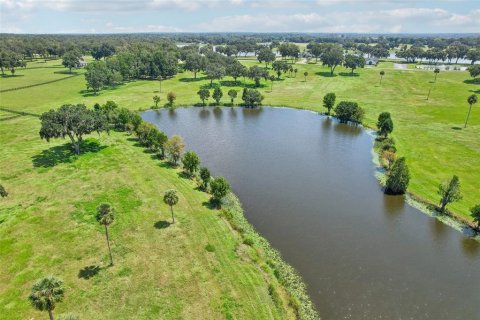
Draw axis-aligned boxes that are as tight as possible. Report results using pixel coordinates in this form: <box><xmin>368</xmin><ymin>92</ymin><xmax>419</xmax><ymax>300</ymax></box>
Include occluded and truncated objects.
<box><xmin>1</xmin><ymin>0</ymin><xmax>479</xmax><ymax>34</ymax></box>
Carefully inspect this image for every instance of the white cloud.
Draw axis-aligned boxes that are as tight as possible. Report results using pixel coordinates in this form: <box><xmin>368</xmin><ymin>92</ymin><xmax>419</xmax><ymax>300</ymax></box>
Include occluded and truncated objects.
<box><xmin>102</xmin><ymin>22</ymin><xmax>182</xmax><ymax>33</ymax></box>
<box><xmin>196</xmin><ymin>7</ymin><xmax>480</xmax><ymax>33</ymax></box>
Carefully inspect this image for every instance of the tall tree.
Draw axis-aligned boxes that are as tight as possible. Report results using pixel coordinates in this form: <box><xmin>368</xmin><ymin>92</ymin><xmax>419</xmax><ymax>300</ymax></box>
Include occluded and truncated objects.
<box><xmin>321</xmin><ymin>44</ymin><xmax>344</xmax><ymax>75</ymax></box>
<box><xmin>343</xmin><ymin>54</ymin><xmax>365</xmax><ymax>75</ymax></box>
<box><xmin>212</xmin><ymin>87</ymin><xmax>223</xmax><ymax>105</ymax></box>
<box><xmin>167</xmin><ymin>92</ymin><xmax>176</xmax><ymax>107</ymax></box>
<box><xmin>197</xmin><ymin>88</ymin><xmax>210</xmax><ymax>106</ymax></box>
<box><xmin>248</xmin><ymin>65</ymin><xmax>268</xmax><ymax>87</ymax></box>
<box><xmin>153</xmin><ymin>95</ymin><xmax>160</xmax><ymax>108</ymax></box>
<box><xmin>379</xmin><ymin>70</ymin><xmax>385</xmax><ymax>84</ymax></box>
<box><xmin>438</xmin><ymin>175</ymin><xmax>462</xmax><ymax>213</ymax></box>
<box><xmin>184</xmin><ymin>53</ymin><xmax>205</xmax><ymax>79</ymax></box>
<box><xmin>85</xmin><ymin>61</ymin><xmax>109</xmax><ymax>94</ymax></box>
<box><xmin>323</xmin><ymin>92</ymin><xmax>336</xmax><ymax>115</ymax></box>
<box><xmin>199</xmin><ymin>167</ymin><xmax>211</xmax><ymax>191</ymax></box>
<box><xmin>433</xmin><ymin>68</ymin><xmax>440</xmax><ymax>82</ymax></box>
<box><xmin>163</xmin><ymin>189</ymin><xmax>179</xmax><ymax>223</ymax></box>
<box><xmin>334</xmin><ymin>101</ymin><xmax>365</xmax><ymax>124</ymax></box>
<box><xmin>385</xmin><ymin>157</ymin><xmax>410</xmax><ymax>195</ymax></box>
<box><xmin>205</xmin><ymin>63</ymin><xmax>226</xmax><ymax>87</ymax></box>
<box><xmin>257</xmin><ymin>47</ymin><xmax>276</xmax><ymax>68</ymax></box>
<box><xmin>468</xmin><ymin>65</ymin><xmax>480</xmax><ymax>79</ymax></box>
<box><xmin>272</xmin><ymin>60</ymin><xmax>288</xmax><ymax>79</ymax></box>
<box><xmin>466</xmin><ymin>48</ymin><xmax>480</xmax><ymax>65</ymax></box>
<box><xmin>96</xmin><ymin>203</ymin><xmax>115</xmax><ymax>265</ymax></box>
<box><xmin>242</xmin><ymin>88</ymin><xmax>264</xmax><ymax>108</ymax></box>
<box><xmin>471</xmin><ymin>204</ymin><xmax>480</xmax><ymax>231</ymax></box>
<box><xmin>182</xmin><ymin>151</ymin><xmax>200</xmax><ymax>176</ymax></box>
<box><xmin>377</xmin><ymin>112</ymin><xmax>394</xmax><ymax>138</ymax></box>
<box><xmin>464</xmin><ymin>94</ymin><xmax>478</xmax><ymax>128</ymax></box>
<box><xmin>29</xmin><ymin>276</ymin><xmax>64</xmax><ymax>320</ymax></box>
<box><xmin>226</xmin><ymin>61</ymin><xmax>247</xmax><ymax>83</ymax></box>
<box><xmin>210</xmin><ymin>177</ymin><xmax>230</xmax><ymax>207</ymax></box>
<box><xmin>62</xmin><ymin>50</ymin><xmax>81</xmax><ymax>73</ymax></box>
<box><xmin>165</xmin><ymin>135</ymin><xmax>185</xmax><ymax>165</ymax></box>
<box><xmin>39</xmin><ymin>104</ymin><xmax>108</xmax><ymax>155</ymax></box>
<box><xmin>228</xmin><ymin>89</ymin><xmax>237</xmax><ymax>104</ymax></box>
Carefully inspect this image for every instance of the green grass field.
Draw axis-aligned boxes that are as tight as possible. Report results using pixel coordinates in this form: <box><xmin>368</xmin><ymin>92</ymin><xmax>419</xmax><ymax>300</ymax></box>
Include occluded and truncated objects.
<box><xmin>0</xmin><ymin>57</ymin><xmax>478</xmax><ymax>319</ymax></box>
<box><xmin>0</xmin><ymin>60</ymin><xmax>302</xmax><ymax>319</ymax></box>
<box><xmin>1</xmin><ymin>58</ymin><xmax>478</xmax><ymax>220</ymax></box>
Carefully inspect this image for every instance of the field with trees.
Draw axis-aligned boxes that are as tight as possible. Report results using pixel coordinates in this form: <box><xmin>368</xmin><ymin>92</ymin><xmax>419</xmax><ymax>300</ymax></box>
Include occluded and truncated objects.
<box><xmin>0</xmin><ymin>33</ymin><xmax>479</xmax><ymax>319</ymax></box>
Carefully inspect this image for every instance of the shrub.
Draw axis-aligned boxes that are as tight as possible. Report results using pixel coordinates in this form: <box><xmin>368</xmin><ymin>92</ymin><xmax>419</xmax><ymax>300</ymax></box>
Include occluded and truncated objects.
<box><xmin>205</xmin><ymin>244</ymin><xmax>216</xmax><ymax>252</ymax></box>
<box><xmin>243</xmin><ymin>237</ymin><xmax>254</xmax><ymax>246</ymax></box>
<box><xmin>334</xmin><ymin>101</ymin><xmax>364</xmax><ymax>124</ymax></box>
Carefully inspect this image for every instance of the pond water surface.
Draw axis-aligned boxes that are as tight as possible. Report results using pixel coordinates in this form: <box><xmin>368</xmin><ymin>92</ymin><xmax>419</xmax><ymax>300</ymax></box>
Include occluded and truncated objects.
<box><xmin>142</xmin><ymin>107</ymin><xmax>479</xmax><ymax>320</ymax></box>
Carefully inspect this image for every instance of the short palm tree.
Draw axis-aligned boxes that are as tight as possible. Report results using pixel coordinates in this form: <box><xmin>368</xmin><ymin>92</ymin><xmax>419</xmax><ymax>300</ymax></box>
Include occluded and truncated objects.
<box><xmin>434</xmin><ymin>68</ymin><xmax>440</xmax><ymax>82</ymax></box>
<box><xmin>96</xmin><ymin>203</ymin><xmax>115</xmax><ymax>266</ymax></box>
<box><xmin>379</xmin><ymin>70</ymin><xmax>385</xmax><ymax>84</ymax></box>
<box><xmin>28</xmin><ymin>276</ymin><xmax>64</xmax><ymax>320</ymax></box>
<box><xmin>163</xmin><ymin>189</ymin><xmax>179</xmax><ymax>223</ymax></box>
<box><xmin>464</xmin><ymin>94</ymin><xmax>478</xmax><ymax>128</ymax></box>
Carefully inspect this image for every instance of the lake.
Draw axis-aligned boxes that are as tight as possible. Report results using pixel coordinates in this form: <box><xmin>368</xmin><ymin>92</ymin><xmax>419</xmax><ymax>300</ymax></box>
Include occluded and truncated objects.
<box><xmin>142</xmin><ymin>107</ymin><xmax>480</xmax><ymax>320</ymax></box>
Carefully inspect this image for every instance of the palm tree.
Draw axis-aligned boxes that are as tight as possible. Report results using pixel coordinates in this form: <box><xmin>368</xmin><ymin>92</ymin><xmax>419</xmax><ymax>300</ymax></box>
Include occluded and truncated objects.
<box><xmin>163</xmin><ymin>189</ymin><xmax>179</xmax><ymax>223</ymax></box>
<box><xmin>96</xmin><ymin>203</ymin><xmax>115</xmax><ymax>266</ymax></box>
<box><xmin>28</xmin><ymin>276</ymin><xmax>64</xmax><ymax>320</ymax></box>
<box><xmin>464</xmin><ymin>94</ymin><xmax>478</xmax><ymax>128</ymax></box>
<box><xmin>379</xmin><ymin>70</ymin><xmax>385</xmax><ymax>84</ymax></box>
<box><xmin>434</xmin><ymin>68</ymin><xmax>440</xmax><ymax>82</ymax></box>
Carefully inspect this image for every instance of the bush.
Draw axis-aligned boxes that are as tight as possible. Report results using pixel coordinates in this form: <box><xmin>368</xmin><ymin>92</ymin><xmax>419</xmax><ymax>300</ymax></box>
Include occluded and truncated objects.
<box><xmin>243</xmin><ymin>237</ymin><xmax>254</xmax><ymax>246</ymax></box>
<box><xmin>205</xmin><ymin>244</ymin><xmax>216</xmax><ymax>252</ymax></box>
<box><xmin>334</xmin><ymin>101</ymin><xmax>364</xmax><ymax>124</ymax></box>
<box><xmin>385</xmin><ymin>157</ymin><xmax>410</xmax><ymax>194</ymax></box>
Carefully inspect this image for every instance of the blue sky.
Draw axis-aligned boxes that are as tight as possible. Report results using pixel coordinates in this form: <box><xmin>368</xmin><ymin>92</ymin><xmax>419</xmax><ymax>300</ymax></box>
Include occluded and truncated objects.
<box><xmin>1</xmin><ymin>0</ymin><xmax>479</xmax><ymax>34</ymax></box>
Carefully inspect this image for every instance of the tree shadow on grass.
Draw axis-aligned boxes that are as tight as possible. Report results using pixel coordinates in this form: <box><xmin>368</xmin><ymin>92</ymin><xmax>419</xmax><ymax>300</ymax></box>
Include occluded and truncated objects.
<box><xmin>159</xmin><ymin>161</ymin><xmax>178</xmax><ymax>169</ymax></box>
<box><xmin>79</xmin><ymin>89</ymin><xmax>98</xmax><ymax>97</ymax></box>
<box><xmin>451</xmin><ymin>126</ymin><xmax>463</xmax><ymax>130</ymax></box>
<box><xmin>469</xmin><ymin>89</ymin><xmax>480</xmax><ymax>94</ymax></box>
<box><xmin>339</xmin><ymin>72</ymin><xmax>359</xmax><ymax>77</ymax></box>
<box><xmin>315</xmin><ymin>71</ymin><xmax>337</xmax><ymax>77</ymax></box>
<box><xmin>202</xmin><ymin>200</ymin><xmax>217</xmax><ymax>210</ymax></box>
<box><xmin>53</xmin><ymin>70</ymin><xmax>80</xmax><ymax>75</ymax></box>
<box><xmin>179</xmin><ymin>76</ymin><xmax>208</xmax><ymax>82</ymax></box>
<box><xmin>177</xmin><ymin>171</ymin><xmax>191</xmax><ymax>179</ymax></box>
<box><xmin>1</xmin><ymin>74</ymin><xmax>24</xmax><ymax>78</ymax></box>
<box><xmin>78</xmin><ymin>265</ymin><xmax>102</xmax><ymax>280</ymax></box>
<box><xmin>463</xmin><ymin>79</ymin><xmax>480</xmax><ymax>85</ymax></box>
<box><xmin>32</xmin><ymin>139</ymin><xmax>106</xmax><ymax>168</ymax></box>
<box><xmin>154</xmin><ymin>220</ymin><xmax>171</xmax><ymax>229</ymax></box>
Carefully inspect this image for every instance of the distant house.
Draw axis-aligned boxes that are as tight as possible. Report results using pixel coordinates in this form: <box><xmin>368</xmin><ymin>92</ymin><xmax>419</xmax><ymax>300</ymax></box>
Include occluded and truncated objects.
<box><xmin>77</xmin><ymin>57</ymin><xmax>87</xmax><ymax>68</ymax></box>
<box><xmin>365</xmin><ymin>57</ymin><xmax>378</xmax><ymax>66</ymax></box>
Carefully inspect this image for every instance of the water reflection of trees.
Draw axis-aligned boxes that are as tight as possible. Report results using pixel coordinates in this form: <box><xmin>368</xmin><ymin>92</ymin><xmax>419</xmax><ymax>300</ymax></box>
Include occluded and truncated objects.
<box><xmin>199</xmin><ymin>108</ymin><xmax>210</xmax><ymax>119</ymax></box>
<box><xmin>383</xmin><ymin>194</ymin><xmax>405</xmax><ymax>220</ymax></box>
<box><xmin>461</xmin><ymin>237</ymin><xmax>480</xmax><ymax>257</ymax></box>
<box><xmin>213</xmin><ymin>106</ymin><xmax>223</xmax><ymax>119</ymax></box>
<box><xmin>242</xmin><ymin>107</ymin><xmax>263</xmax><ymax>118</ymax></box>
<box><xmin>167</xmin><ymin>108</ymin><xmax>177</xmax><ymax>120</ymax></box>
<box><xmin>333</xmin><ymin>121</ymin><xmax>363</xmax><ymax>136</ymax></box>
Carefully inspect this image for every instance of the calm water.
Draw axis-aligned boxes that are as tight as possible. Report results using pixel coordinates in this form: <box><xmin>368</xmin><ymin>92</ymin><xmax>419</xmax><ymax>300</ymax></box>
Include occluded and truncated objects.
<box><xmin>142</xmin><ymin>107</ymin><xmax>480</xmax><ymax>320</ymax></box>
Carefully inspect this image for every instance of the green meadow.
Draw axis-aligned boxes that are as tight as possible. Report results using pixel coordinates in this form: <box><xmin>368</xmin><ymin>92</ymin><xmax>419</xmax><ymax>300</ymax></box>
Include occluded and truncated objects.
<box><xmin>0</xmin><ymin>57</ymin><xmax>478</xmax><ymax>318</ymax></box>
<box><xmin>1</xmin><ymin>58</ymin><xmax>478</xmax><ymax>220</ymax></box>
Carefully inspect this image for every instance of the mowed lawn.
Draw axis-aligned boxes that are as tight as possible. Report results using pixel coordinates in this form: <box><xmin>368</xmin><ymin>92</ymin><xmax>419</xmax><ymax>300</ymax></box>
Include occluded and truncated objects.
<box><xmin>1</xmin><ymin>58</ymin><xmax>478</xmax><ymax>221</ymax></box>
<box><xmin>0</xmin><ymin>113</ymin><xmax>293</xmax><ymax>319</ymax></box>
